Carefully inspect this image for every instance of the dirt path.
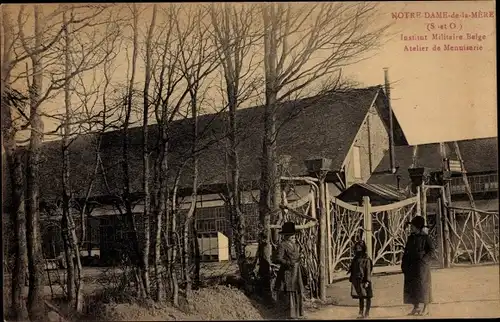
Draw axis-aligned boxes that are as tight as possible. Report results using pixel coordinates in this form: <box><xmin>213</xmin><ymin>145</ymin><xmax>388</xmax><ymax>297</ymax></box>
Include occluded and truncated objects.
<box><xmin>307</xmin><ymin>265</ymin><xmax>500</xmax><ymax>319</ymax></box>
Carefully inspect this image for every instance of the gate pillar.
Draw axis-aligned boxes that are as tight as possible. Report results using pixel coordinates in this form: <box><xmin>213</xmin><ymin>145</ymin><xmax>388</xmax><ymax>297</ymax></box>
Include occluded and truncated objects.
<box><xmin>362</xmin><ymin>196</ymin><xmax>373</xmax><ymax>260</ymax></box>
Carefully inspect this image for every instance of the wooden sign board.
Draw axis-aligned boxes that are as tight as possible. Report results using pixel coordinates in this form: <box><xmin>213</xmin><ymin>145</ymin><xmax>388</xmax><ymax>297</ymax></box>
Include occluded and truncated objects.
<box><xmin>447</xmin><ymin>159</ymin><xmax>463</xmax><ymax>173</ymax></box>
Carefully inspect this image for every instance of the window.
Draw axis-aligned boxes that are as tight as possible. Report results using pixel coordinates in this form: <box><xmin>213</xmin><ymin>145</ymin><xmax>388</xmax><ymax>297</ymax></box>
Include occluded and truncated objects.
<box><xmin>353</xmin><ymin>146</ymin><xmax>362</xmax><ymax>179</ymax></box>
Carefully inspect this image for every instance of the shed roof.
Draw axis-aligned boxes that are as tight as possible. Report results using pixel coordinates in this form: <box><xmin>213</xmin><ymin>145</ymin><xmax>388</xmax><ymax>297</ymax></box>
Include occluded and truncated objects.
<box><xmin>336</xmin><ymin>183</ymin><xmax>408</xmax><ymax>204</ymax></box>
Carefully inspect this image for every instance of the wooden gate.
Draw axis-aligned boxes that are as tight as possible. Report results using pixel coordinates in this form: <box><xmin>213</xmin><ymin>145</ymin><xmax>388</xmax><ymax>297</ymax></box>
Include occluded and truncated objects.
<box><xmin>370</xmin><ymin>198</ymin><xmax>419</xmax><ymax>266</ymax></box>
<box><xmin>329</xmin><ymin>195</ymin><xmax>419</xmax><ymax>274</ymax></box>
<box><xmin>329</xmin><ymin>198</ymin><xmax>364</xmax><ymax>272</ymax></box>
<box><xmin>276</xmin><ymin>189</ymin><xmax>319</xmax><ymax>298</ymax></box>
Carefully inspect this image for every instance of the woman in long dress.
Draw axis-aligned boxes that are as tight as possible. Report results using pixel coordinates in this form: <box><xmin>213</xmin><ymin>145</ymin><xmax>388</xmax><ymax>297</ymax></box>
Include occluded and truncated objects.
<box><xmin>274</xmin><ymin>221</ymin><xmax>305</xmax><ymax>320</ymax></box>
<box><xmin>401</xmin><ymin>215</ymin><xmax>435</xmax><ymax>316</ymax></box>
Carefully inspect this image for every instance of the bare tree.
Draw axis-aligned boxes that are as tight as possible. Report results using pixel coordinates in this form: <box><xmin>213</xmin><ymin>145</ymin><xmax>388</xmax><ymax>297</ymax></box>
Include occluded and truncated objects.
<box><xmin>1</xmin><ymin>7</ymin><xmax>30</xmax><ymax>320</ymax></box>
<box><xmin>149</xmin><ymin>4</ymin><xmax>191</xmax><ymax>306</ymax></box>
<box><xmin>138</xmin><ymin>3</ymin><xmax>158</xmax><ymax>299</ymax></box>
<box><xmin>258</xmin><ymin>2</ymin><xmax>388</xmax><ymax>297</ymax></box>
<box><xmin>120</xmin><ymin>3</ymin><xmax>150</xmax><ymax>298</ymax></box>
<box><xmin>4</xmin><ymin>5</ymin><xmax>120</xmax><ymax>314</ymax></box>
<box><xmin>208</xmin><ymin>3</ymin><xmax>263</xmax><ymax>282</ymax></box>
<box><xmin>23</xmin><ymin>5</ymin><xmax>47</xmax><ymax>320</ymax></box>
<box><xmin>175</xmin><ymin>4</ymin><xmax>221</xmax><ymax>298</ymax></box>
<box><xmin>61</xmin><ymin>7</ymin><xmax>78</xmax><ymax>310</ymax></box>
<box><xmin>2</xmin><ymin>4</ymin><xmax>111</xmax><ymax>319</ymax></box>
<box><xmin>55</xmin><ymin>4</ymin><xmax>121</xmax><ymax>311</ymax></box>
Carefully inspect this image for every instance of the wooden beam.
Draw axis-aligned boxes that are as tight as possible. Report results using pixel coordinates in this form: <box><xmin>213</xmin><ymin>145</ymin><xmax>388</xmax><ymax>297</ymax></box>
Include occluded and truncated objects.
<box><xmin>281</xmin><ymin>176</ymin><xmax>320</xmax><ymax>183</ymax></box>
<box><xmin>325</xmin><ymin>183</ymin><xmax>334</xmax><ymax>284</ymax></box>
<box><xmin>279</xmin><ymin>204</ymin><xmax>316</xmax><ymax>221</ymax></box>
<box><xmin>439</xmin><ymin>196</ymin><xmax>451</xmax><ymax>268</ymax></box>
<box><xmin>270</xmin><ymin>220</ymin><xmax>317</xmax><ymax>230</ymax></box>
<box><xmin>420</xmin><ymin>183</ymin><xmax>427</xmax><ymax>224</ymax></box>
<box><xmin>436</xmin><ymin>196</ymin><xmax>445</xmax><ymax>269</ymax></box>
<box><xmin>416</xmin><ymin>185</ymin><xmax>422</xmax><ymax>217</ymax></box>
<box><xmin>318</xmin><ymin>178</ymin><xmax>328</xmax><ymax>302</ymax></box>
<box><xmin>446</xmin><ymin>205</ymin><xmax>498</xmax><ymax>215</ymax></box>
<box><xmin>363</xmin><ymin>196</ymin><xmax>373</xmax><ymax>261</ymax></box>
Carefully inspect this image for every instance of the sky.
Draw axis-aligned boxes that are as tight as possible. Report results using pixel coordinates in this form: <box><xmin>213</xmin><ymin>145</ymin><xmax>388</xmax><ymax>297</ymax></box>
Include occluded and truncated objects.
<box><xmin>4</xmin><ymin>1</ymin><xmax>497</xmax><ymax>146</ymax></box>
<box><xmin>346</xmin><ymin>1</ymin><xmax>497</xmax><ymax>144</ymax></box>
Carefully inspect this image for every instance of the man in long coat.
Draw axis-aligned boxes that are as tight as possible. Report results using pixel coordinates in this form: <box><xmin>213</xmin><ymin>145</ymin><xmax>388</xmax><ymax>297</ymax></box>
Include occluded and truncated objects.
<box><xmin>401</xmin><ymin>215</ymin><xmax>435</xmax><ymax>316</ymax></box>
<box><xmin>274</xmin><ymin>221</ymin><xmax>305</xmax><ymax>319</ymax></box>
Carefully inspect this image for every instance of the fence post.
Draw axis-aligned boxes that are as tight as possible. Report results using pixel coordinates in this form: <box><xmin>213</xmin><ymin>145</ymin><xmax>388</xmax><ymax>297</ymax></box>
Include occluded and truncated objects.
<box><xmin>325</xmin><ymin>184</ymin><xmax>334</xmax><ymax>284</ymax></box>
<box><xmin>362</xmin><ymin>196</ymin><xmax>373</xmax><ymax>261</ymax></box>
<box><xmin>416</xmin><ymin>185</ymin><xmax>422</xmax><ymax>217</ymax></box>
<box><xmin>440</xmin><ymin>196</ymin><xmax>451</xmax><ymax>268</ymax></box>
<box><xmin>420</xmin><ymin>184</ymin><xmax>427</xmax><ymax>224</ymax></box>
<box><xmin>436</xmin><ymin>196</ymin><xmax>445</xmax><ymax>268</ymax></box>
<box><xmin>318</xmin><ymin>178</ymin><xmax>327</xmax><ymax>302</ymax></box>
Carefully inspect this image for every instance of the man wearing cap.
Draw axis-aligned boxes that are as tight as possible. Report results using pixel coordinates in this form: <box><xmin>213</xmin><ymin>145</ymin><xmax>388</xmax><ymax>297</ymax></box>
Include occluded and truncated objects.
<box><xmin>401</xmin><ymin>215</ymin><xmax>435</xmax><ymax>316</ymax></box>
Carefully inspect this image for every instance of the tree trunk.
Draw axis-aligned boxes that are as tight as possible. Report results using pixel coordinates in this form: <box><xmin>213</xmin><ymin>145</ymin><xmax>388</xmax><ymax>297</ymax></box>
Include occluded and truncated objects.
<box><xmin>61</xmin><ymin>9</ymin><xmax>85</xmax><ymax>311</ymax></box>
<box><xmin>26</xmin><ymin>6</ymin><xmax>47</xmax><ymax>321</ymax></box>
<box><xmin>154</xmin><ymin>125</ymin><xmax>167</xmax><ymax>302</ymax></box>
<box><xmin>183</xmin><ymin>174</ymin><xmax>197</xmax><ymax>301</ymax></box>
<box><xmin>140</xmin><ymin>3</ymin><xmax>157</xmax><ymax>299</ymax></box>
<box><xmin>258</xmin><ymin>93</ymin><xmax>278</xmax><ymax>296</ymax></box>
<box><xmin>192</xmin><ymin>220</ymin><xmax>201</xmax><ymax>289</ymax></box>
<box><xmin>61</xmin><ymin>214</ymin><xmax>75</xmax><ymax>303</ymax></box>
<box><xmin>7</xmin><ymin>150</ymin><xmax>29</xmax><ymax>320</ymax></box>
<box><xmin>66</xmin><ymin>214</ymin><xmax>84</xmax><ymax>311</ymax></box>
<box><xmin>258</xmin><ymin>5</ymin><xmax>280</xmax><ymax>296</ymax></box>
<box><xmin>154</xmin><ymin>190</ymin><xmax>163</xmax><ymax>301</ymax></box>
<box><xmin>1</xmin><ymin>9</ymin><xmax>29</xmax><ymax>319</ymax></box>
<box><xmin>227</xmin><ymin>83</ymin><xmax>247</xmax><ymax>278</ymax></box>
<box><xmin>171</xmin><ymin>170</ymin><xmax>180</xmax><ymax>307</ymax></box>
<box><xmin>183</xmin><ymin>92</ymin><xmax>199</xmax><ymax>301</ymax></box>
<box><xmin>122</xmin><ymin>3</ymin><xmax>146</xmax><ymax>298</ymax></box>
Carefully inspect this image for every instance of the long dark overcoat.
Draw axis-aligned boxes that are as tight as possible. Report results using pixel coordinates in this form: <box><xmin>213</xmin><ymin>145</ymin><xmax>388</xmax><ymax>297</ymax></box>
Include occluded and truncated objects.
<box><xmin>274</xmin><ymin>240</ymin><xmax>305</xmax><ymax>319</ymax></box>
<box><xmin>401</xmin><ymin>232</ymin><xmax>435</xmax><ymax>304</ymax></box>
<box><xmin>274</xmin><ymin>240</ymin><xmax>305</xmax><ymax>293</ymax></box>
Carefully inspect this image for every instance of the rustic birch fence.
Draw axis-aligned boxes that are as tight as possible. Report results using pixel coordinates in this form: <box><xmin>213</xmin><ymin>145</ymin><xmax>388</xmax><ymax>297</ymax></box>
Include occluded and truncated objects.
<box><xmin>445</xmin><ymin>206</ymin><xmax>499</xmax><ymax>264</ymax></box>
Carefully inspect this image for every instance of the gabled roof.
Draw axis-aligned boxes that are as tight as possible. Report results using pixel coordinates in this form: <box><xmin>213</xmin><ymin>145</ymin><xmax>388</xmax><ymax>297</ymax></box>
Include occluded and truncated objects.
<box><xmin>4</xmin><ymin>86</ymin><xmax>407</xmax><ymax>203</ymax></box>
<box><xmin>368</xmin><ymin>137</ymin><xmax>498</xmax><ymax>187</ymax></box>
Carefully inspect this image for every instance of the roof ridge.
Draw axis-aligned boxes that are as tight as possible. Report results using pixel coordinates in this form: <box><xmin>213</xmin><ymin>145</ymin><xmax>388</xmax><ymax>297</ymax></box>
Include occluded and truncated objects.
<box><xmin>408</xmin><ymin>137</ymin><xmax>498</xmax><ymax>147</ymax></box>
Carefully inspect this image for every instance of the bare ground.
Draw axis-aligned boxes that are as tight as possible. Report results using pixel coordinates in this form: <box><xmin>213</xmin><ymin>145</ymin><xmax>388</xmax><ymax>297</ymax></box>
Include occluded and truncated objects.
<box><xmin>307</xmin><ymin>265</ymin><xmax>500</xmax><ymax>320</ymax></box>
<box><xmin>5</xmin><ymin>264</ymin><xmax>499</xmax><ymax>320</ymax></box>
<box><xmin>90</xmin><ymin>285</ymin><xmax>272</xmax><ymax>321</ymax></box>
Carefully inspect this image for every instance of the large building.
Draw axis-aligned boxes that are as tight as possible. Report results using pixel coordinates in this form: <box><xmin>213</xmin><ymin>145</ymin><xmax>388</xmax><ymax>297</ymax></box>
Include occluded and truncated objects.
<box><xmin>3</xmin><ymin>85</ymin><xmax>409</xmax><ymax>263</ymax></box>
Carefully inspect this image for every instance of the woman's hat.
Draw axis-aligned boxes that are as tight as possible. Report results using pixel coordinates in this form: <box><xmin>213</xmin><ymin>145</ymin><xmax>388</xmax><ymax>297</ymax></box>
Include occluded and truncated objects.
<box><xmin>410</xmin><ymin>215</ymin><xmax>426</xmax><ymax>230</ymax></box>
<box><xmin>279</xmin><ymin>221</ymin><xmax>297</xmax><ymax>235</ymax></box>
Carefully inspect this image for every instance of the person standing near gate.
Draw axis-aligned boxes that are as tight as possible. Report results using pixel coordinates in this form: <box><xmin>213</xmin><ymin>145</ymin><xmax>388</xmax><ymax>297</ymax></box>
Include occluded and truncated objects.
<box><xmin>274</xmin><ymin>221</ymin><xmax>305</xmax><ymax>320</ymax></box>
<box><xmin>348</xmin><ymin>240</ymin><xmax>373</xmax><ymax>319</ymax></box>
<box><xmin>401</xmin><ymin>215</ymin><xmax>435</xmax><ymax>316</ymax></box>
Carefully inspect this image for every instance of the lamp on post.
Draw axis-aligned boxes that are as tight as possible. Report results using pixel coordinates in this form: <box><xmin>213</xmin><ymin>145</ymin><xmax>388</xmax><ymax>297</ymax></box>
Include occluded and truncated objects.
<box><xmin>408</xmin><ymin>167</ymin><xmax>430</xmax><ymax>220</ymax></box>
<box><xmin>305</xmin><ymin>157</ymin><xmax>331</xmax><ymax>302</ymax></box>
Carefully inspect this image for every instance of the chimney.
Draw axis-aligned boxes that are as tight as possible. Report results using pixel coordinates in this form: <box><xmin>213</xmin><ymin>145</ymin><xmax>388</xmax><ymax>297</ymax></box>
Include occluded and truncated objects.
<box><xmin>411</xmin><ymin>145</ymin><xmax>419</xmax><ymax>168</ymax></box>
<box><xmin>384</xmin><ymin>68</ymin><xmax>397</xmax><ymax>174</ymax></box>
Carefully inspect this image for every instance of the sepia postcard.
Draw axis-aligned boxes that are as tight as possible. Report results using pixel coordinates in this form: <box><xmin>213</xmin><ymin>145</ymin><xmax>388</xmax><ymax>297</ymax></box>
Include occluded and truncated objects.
<box><xmin>1</xmin><ymin>1</ymin><xmax>497</xmax><ymax>321</ymax></box>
